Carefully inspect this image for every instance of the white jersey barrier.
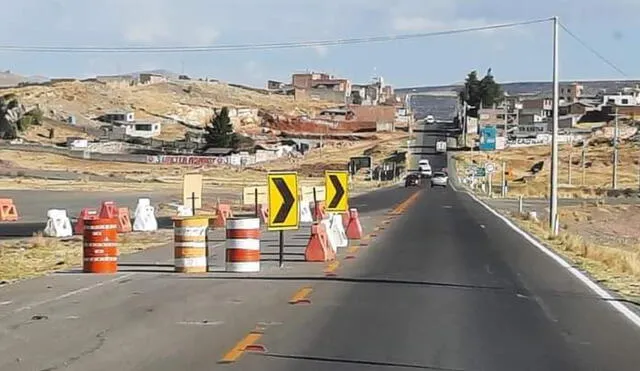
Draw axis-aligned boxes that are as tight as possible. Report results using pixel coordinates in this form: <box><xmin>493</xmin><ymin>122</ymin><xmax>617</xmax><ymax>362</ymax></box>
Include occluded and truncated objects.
<box><xmin>43</xmin><ymin>209</ymin><xmax>73</xmax><ymax>238</ymax></box>
<box><xmin>329</xmin><ymin>213</ymin><xmax>348</xmax><ymax>248</ymax></box>
<box><xmin>300</xmin><ymin>202</ymin><xmax>313</xmax><ymax>223</ymax></box>
<box><xmin>133</xmin><ymin>205</ymin><xmax>158</xmax><ymax>232</ymax></box>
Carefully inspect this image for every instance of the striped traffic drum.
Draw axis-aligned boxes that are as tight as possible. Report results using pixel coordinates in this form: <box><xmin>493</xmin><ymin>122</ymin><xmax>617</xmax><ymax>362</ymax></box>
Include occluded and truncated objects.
<box><xmin>225</xmin><ymin>217</ymin><xmax>260</xmax><ymax>272</ymax></box>
<box><xmin>83</xmin><ymin>218</ymin><xmax>119</xmax><ymax>273</ymax></box>
<box><xmin>173</xmin><ymin>216</ymin><xmax>209</xmax><ymax>273</ymax></box>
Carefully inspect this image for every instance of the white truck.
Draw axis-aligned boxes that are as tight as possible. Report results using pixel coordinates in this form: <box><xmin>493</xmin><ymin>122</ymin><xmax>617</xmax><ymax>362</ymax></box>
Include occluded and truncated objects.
<box><xmin>436</xmin><ymin>140</ymin><xmax>447</xmax><ymax>153</ymax></box>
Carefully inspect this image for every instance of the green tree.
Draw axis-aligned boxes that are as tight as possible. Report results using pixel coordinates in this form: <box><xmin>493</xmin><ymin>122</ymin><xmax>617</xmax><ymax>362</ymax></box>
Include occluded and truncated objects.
<box><xmin>459</xmin><ymin>68</ymin><xmax>504</xmax><ymax>117</ymax></box>
<box><xmin>479</xmin><ymin>68</ymin><xmax>504</xmax><ymax>107</ymax></box>
<box><xmin>204</xmin><ymin>107</ymin><xmax>236</xmax><ymax>148</ymax></box>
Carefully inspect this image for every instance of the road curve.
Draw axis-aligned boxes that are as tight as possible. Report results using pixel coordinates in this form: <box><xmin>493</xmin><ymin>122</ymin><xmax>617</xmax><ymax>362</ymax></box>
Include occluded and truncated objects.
<box><xmin>237</xmin><ymin>181</ymin><xmax>640</xmax><ymax>371</ymax></box>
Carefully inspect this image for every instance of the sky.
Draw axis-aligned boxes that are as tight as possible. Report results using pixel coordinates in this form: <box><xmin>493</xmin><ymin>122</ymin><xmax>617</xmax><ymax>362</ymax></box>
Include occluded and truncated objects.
<box><xmin>0</xmin><ymin>0</ymin><xmax>638</xmax><ymax>88</ymax></box>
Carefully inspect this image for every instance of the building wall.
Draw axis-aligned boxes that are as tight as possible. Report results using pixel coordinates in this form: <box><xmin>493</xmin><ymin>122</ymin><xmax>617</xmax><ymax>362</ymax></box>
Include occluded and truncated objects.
<box><xmin>521</xmin><ymin>98</ymin><xmax>552</xmax><ymax>110</ymax></box>
<box><xmin>349</xmin><ymin>105</ymin><xmax>396</xmax><ymax>123</ymax></box>
<box><xmin>296</xmin><ymin>88</ymin><xmax>346</xmax><ymax>103</ymax></box>
<box><xmin>292</xmin><ymin>74</ymin><xmax>313</xmax><ymax>89</ymax></box>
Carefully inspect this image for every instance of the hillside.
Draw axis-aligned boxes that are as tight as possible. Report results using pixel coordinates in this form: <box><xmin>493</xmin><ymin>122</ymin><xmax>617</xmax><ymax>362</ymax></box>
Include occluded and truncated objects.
<box><xmin>397</xmin><ymin>79</ymin><xmax>640</xmax><ymax>97</ymax></box>
<box><xmin>0</xmin><ymin>79</ymin><xmax>336</xmax><ymax>140</ymax></box>
<box><xmin>0</xmin><ymin>70</ymin><xmax>49</xmax><ymax>87</ymax></box>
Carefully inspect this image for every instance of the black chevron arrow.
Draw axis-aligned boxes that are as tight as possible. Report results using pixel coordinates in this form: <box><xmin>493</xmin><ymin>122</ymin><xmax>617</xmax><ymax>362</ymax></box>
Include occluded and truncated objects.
<box><xmin>272</xmin><ymin>177</ymin><xmax>294</xmax><ymax>224</ymax></box>
<box><xmin>328</xmin><ymin>174</ymin><xmax>345</xmax><ymax>209</ymax></box>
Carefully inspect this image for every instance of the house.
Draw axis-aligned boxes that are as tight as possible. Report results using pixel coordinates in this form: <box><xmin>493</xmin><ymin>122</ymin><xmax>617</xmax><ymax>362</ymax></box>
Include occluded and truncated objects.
<box><xmin>517</xmin><ymin>121</ymin><xmax>549</xmax><ymax>134</ymax></box>
<box><xmin>96</xmin><ymin>75</ymin><xmax>136</xmax><ymax>88</ymax></box>
<box><xmin>559</xmin><ymin>101</ymin><xmax>596</xmax><ymax>115</ymax></box>
<box><xmin>267</xmin><ymin>80</ymin><xmax>286</xmax><ymax>90</ymax></box>
<box><xmin>478</xmin><ymin>108</ymin><xmax>507</xmax><ymax>124</ymax></box>
<box><xmin>558</xmin><ymin>114</ymin><xmax>580</xmax><ymax>129</ymax></box>
<box><xmin>521</xmin><ymin>98</ymin><xmax>553</xmax><ymax>118</ymax></box>
<box><xmin>292</xmin><ymin>72</ymin><xmax>351</xmax><ymax>103</ymax></box>
<box><xmin>109</xmin><ymin>121</ymin><xmax>161</xmax><ymax>138</ymax></box>
<box><xmin>101</xmin><ymin>110</ymin><xmax>135</xmax><ymax>123</ymax></box>
<box><xmin>601</xmin><ymin>93</ymin><xmax>640</xmax><ymax>106</ymax></box>
<box><xmin>560</xmin><ymin>82</ymin><xmax>584</xmax><ymax>103</ymax></box>
<box><xmin>139</xmin><ymin>73</ymin><xmax>168</xmax><ymax>84</ymax></box>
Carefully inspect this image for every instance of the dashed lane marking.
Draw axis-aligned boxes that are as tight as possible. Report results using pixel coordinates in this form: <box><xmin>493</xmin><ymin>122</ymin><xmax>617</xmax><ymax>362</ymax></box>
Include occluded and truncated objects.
<box><xmin>219</xmin><ymin>331</ymin><xmax>264</xmax><ymax>364</ymax></box>
<box><xmin>288</xmin><ymin>287</ymin><xmax>313</xmax><ymax>304</ymax></box>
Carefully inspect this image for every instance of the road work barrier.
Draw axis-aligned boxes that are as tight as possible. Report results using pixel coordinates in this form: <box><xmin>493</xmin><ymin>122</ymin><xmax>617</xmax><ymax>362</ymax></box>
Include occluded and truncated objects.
<box><xmin>225</xmin><ymin>217</ymin><xmax>261</xmax><ymax>272</ymax></box>
<box><xmin>313</xmin><ymin>201</ymin><xmax>327</xmax><ymax>221</ymax></box>
<box><xmin>346</xmin><ymin>208</ymin><xmax>363</xmax><ymax>239</ymax></box>
<box><xmin>329</xmin><ymin>213</ymin><xmax>348</xmax><ymax>248</ymax></box>
<box><xmin>43</xmin><ymin>209</ymin><xmax>73</xmax><ymax>238</ymax></box>
<box><xmin>321</xmin><ymin>218</ymin><xmax>338</xmax><ymax>254</ymax></box>
<box><xmin>300</xmin><ymin>202</ymin><xmax>313</xmax><ymax>223</ymax></box>
<box><xmin>173</xmin><ymin>216</ymin><xmax>209</xmax><ymax>273</ymax></box>
<box><xmin>117</xmin><ymin>207</ymin><xmax>132</xmax><ymax>233</ymax></box>
<box><xmin>99</xmin><ymin>201</ymin><xmax>118</xmax><ymax>219</ymax></box>
<box><xmin>258</xmin><ymin>204</ymin><xmax>268</xmax><ymax>224</ymax></box>
<box><xmin>83</xmin><ymin>218</ymin><xmax>119</xmax><ymax>273</ymax></box>
<box><xmin>214</xmin><ymin>203</ymin><xmax>234</xmax><ymax>228</ymax></box>
<box><xmin>0</xmin><ymin>198</ymin><xmax>18</xmax><ymax>221</ymax></box>
<box><xmin>304</xmin><ymin>222</ymin><xmax>335</xmax><ymax>262</ymax></box>
<box><xmin>133</xmin><ymin>202</ymin><xmax>158</xmax><ymax>232</ymax></box>
<box><xmin>74</xmin><ymin>208</ymin><xmax>98</xmax><ymax>235</ymax></box>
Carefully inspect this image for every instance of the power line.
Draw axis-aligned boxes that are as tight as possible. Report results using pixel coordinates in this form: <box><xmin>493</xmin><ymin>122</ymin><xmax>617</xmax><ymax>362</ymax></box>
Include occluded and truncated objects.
<box><xmin>559</xmin><ymin>22</ymin><xmax>628</xmax><ymax>77</ymax></box>
<box><xmin>0</xmin><ymin>18</ymin><xmax>552</xmax><ymax>53</ymax></box>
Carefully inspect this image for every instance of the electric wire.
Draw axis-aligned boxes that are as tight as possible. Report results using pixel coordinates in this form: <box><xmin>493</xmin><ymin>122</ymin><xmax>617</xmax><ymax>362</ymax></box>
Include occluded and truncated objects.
<box><xmin>0</xmin><ymin>18</ymin><xmax>553</xmax><ymax>53</ymax></box>
<box><xmin>559</xmin><ymin>22</ymin><xmax>628</xmax><ymax>77</ymax></box>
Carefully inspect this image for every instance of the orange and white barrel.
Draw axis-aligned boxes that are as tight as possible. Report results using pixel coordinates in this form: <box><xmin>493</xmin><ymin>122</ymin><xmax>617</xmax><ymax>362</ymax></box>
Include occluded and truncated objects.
<box><xmin>173</xmin><ymin>216</ymin><xmax>209</xmax><ymax>273</ymax></box>
<box><xmin>83</xmin><ymin>218</ymin><xmax>119</xmax><ymax>273</ymax></box>
<box><xmin>225</xmin><ymin>217</ymin><xmax>260</xmax><ymax>272</ymax></box>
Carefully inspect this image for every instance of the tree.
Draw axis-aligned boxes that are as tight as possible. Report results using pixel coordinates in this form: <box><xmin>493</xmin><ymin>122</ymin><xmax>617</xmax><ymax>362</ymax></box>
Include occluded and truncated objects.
<box><xmin>479</xmin><ymin>68</ymin><xmax>504</xmax><ymax>107</ymax></box>
<box><xmin>459</xmin><ymin>68</ymin><xmax>504</xmax><ymax>117</ymax></box>
<box><xmin>204</xmin><ymin>107</ymin><xmax>236</xmax><ymax>148</ymax></box>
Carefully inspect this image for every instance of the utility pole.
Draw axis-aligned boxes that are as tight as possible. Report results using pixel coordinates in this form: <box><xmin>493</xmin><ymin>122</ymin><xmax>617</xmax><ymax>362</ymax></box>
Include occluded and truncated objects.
<box><xmin>613</xmin><ymin>106</ymin><xmax>619</xmax><ymax>189</ymax></box>
<box><xmin>581</xmin><ymin>140</ymin><xmax>587</xmax><ymax>186</ymax></box>
<box><xmin>568</xmin><ymin>152</ymin><xmax>572</xmax><ymax>185</ymax></box>
<box><xmin>549</xmin><ymin>16</ymin><xmax>560</xmax><ymax>236</ymax></box>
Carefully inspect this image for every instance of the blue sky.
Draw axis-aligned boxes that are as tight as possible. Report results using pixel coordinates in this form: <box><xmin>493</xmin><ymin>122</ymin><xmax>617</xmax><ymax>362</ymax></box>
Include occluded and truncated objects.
<box><xmin>1</xmin><ymin>0</ymin><xmax>638</xmax><ymax>88</ymax></box>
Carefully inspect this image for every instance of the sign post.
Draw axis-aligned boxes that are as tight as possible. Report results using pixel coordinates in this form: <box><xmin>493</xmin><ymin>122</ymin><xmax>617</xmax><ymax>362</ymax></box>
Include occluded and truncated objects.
<box><xmin>324</xmin><ymin>170</ymin><xmax>349</xmax><ymax>212</ymax></box>
<box><xmin>267</xmin><ymin>172</ymin><xmax>299</xmax><ymax>268</ymax></box>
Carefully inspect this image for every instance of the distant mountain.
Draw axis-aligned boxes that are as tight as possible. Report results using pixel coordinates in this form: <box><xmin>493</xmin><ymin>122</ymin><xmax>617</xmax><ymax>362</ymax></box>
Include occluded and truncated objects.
<box><xmin>0</xmin><ymin>70</ymin><xmax>49</xmax><ymax>88</ymax></box>
<box><xmin>397</xmin><ymin>80</ymin><xmax>640</xmax><ymax>97</ymax></box>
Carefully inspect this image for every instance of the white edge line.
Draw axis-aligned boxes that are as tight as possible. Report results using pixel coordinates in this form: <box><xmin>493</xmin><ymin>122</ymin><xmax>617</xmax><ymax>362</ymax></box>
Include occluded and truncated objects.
<box><xmin>464</xmin><ymin>188</ymin><xmax>640</xmax><ymax>329</ymax></box>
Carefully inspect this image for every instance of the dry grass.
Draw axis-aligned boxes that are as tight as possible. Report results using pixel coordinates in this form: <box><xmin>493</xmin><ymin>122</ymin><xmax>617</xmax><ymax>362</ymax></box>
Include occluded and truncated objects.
<box><xmin>511</xmin><ymin>208</ymin><xmax>640</xmax><ymax>300</ymax></box>
<box><xmin>455</xmin><ymin>140</ymin><xmax>640</xmax><ymax>198</ymax></box>
<box><xmin>0</xmin><ymin>230</ymin><xmax>173</xmax><ymax>282</ymax></box>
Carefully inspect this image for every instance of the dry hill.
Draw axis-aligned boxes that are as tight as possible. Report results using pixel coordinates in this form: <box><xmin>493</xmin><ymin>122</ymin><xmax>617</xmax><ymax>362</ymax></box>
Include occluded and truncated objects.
<box><xmin>1</xmin><ymin>80</ymin><xmax>336</xmax><ymax>140</ymax></box>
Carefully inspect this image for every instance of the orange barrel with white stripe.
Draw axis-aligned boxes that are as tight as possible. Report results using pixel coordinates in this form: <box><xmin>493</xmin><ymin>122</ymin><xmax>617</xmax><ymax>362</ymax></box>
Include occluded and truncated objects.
<box><xmin>83</xmin><ymin>218</ymin><xmax>119</xmax><ymax>273</ymax></box>
<box><xmin>225</xmin><ymin>217</ymin><xmax>260</xmax><ymax>272</ymax></box>
<box><xmin>173</xmin><ymin>216</ymin><xmax>209</xmax><ymax>273</ymax></box>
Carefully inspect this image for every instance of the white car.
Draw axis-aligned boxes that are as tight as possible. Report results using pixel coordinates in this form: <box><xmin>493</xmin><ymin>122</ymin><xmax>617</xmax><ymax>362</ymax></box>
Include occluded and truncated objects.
<box><xmin>430</xmin><ymin>172</ymin><xmax>448</xmax><ymax>188</ymax></box>
<box><xmin>425</xmin><ymin>115</ymin><xmax>435</xmax><ymax>124</ymax></box>
<box><xmin>418</xmin><ymin>159</ymin><xmax>432</xmax><ymax>178</ymax></box>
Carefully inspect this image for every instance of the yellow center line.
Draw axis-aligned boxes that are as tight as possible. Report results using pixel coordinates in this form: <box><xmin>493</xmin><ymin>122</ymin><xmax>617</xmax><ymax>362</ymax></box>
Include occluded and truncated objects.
<box><xmin>288</xmin><ymin>287</ymin><xmax>313</xmax><ymax>304</ymax></box>
<box><xmin>324</xmin><ymin>261</ymin><xmax>340</xmax><ymax>273</ymax></box>
<box><xmin>347</xmin><ymin>246</ymin><xmax>359</xmax><ymax>254</ymax></box>
<box><xmin>219</xmin><ymin>332</ymin><xmax>263</xmax><ymax>363</ymax></box>
<box><xmin>391</xmin><ymin>191</ymin><xmax>420</xmax><ymax>215</ymax></box>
